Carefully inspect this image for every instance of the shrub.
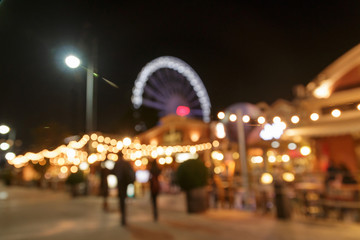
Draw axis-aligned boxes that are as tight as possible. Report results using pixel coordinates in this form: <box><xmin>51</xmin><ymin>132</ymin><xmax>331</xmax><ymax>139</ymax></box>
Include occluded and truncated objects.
<box><xmin>176</xmin><ymin>159</ymin><xmax>208</xmax><ymax>191</ymax></box>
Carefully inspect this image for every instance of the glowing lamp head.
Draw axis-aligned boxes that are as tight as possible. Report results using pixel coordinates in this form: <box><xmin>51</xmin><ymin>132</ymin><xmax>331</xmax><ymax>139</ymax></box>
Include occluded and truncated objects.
<box><xmin>217</xmin><ymin>111</ymin><xmax>225</xmax><ymax>120</ymax></box>
<box><xmin>0</xmin><ymin>125</ymin><xmax>10</xmax><ymax>134</ymax></box>
<box><xmin>261</xmin><ymin>172</ymin><xmax>273</xmax><ymax>184</ymax></box>
<box><xmin>176</xmin><ymin>106</ymin><xmax>190</xmax><ymax>116</ymax></box>
<box><xmin>65</xmin><ymin>55</ymin><xmax>81</xmax><ymax>69</ymax></box>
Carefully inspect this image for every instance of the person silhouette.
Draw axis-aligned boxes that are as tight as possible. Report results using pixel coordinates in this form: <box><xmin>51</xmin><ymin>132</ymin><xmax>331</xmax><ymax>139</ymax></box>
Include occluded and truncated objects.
<box><xmin>112</xmin><ymin>155</ymin><xmax>135</xmax><ymax>226</ymax></box>
<box><xmin>149</xmin><ymin>160</ymin><xmax>161</xmax><ymax>221</ymax></box>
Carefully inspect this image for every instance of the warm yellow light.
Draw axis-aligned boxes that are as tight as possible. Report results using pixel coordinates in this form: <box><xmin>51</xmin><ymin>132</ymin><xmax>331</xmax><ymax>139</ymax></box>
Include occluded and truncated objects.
<box><xmin>211</xmin><ymin>151</ymin><xmax>224</xmax><ymax>161</ymax></box>
<box><xmin>110</xmin><ymin>139</ymin><xmax>117</xmax><ymax>146</ymax></box>
<box><xmin>165</xmin><ymin>147</ymin><xmax>173</xmax><ymax>156</ymax></box>
<box><xmin>291</xmin><ymin>115</ymin><xmax>300</xmax><ymax>124</ymax></box>
<box><xmin>232</xmin><ymin>152</ymin><xmax>239</xmax><ymax>159</ymax></box>
<box><xmin>300</xmin><ymin>146</ymin><xmax>311</xmax><ymax>156</ymax></box>
<box><xmin>159</xmin><ymin>157</ymin><xmax>166</xmax><ymax>165</ymax></box>
<box><xmin>260</xmin><ymin>173</ymin><xmax>273</xmax><ymax>184</ymax></box>
<box><xmin>91</xmin><ymin>141</ymin><xmax>98</xmax><ymax>149</ymax></box>
<box><xmin>104</xmin><ymin>137</ymin><xmax>111</xmax><ymax>144</ymax></box>
<box><xmin>151</xmin><ymin>150</ymin><xmax>158</xmax><ymax>159</ymax></box>
<box><xmin>251</xmin><ymin>156</ymin><xmax>263</xmax><ymax>163</ymax></box>
<box><xmin>212</xmin><ymin>140</ymin><xmax>220</xmax><ymax>148</ymax></box>
<box><xmin>142</xmin><ymin>158</ymin><xmax>149</xmax><ymax>165</ymax></box>
<box><xmin>357</xmin><ymin>104</ymin><xmax>360</xmax><ymax>111</ymax></box>
<box><xmin>282</xmin><ymin>172</ymin><xmax>295</xmax><ymax>182</ymax></box>
<box><xmin>214</xmin><ymin>166</ymin><xmax>221</xmax><ymax>174</ymax></box>
<box><xmin>257</xmin><ymin>116</ymin><xmax>266</xmax><ymax>124</ymax></box>
<box><xmin>156</xmin><ymin>147</ymin><xmax>164</xmax><ymax>155</ymax></box>
<box><xmin>229</xmin><ymin>114</ymin><xmax>237</xmax><ymax>122</ymax></box>
<box><xmin>331</xmin><ymin>109</ymin><xmax>341</xmax><ymax>118</ymax></box>
<box><xmin>190</xmin><ymin>132</ymin><xmax>200</xmax><ymax>142</ymax></box>
<box><xmin>217</xmin><ymin>111</ymin><xmax>225</xmax><ymax>120</ymax></box>
<box><xmin>60</xmin><ymin>166</ymin><xmax>68</xmax><ymax>173</ymax></box>
<box><xmin>310</xmin><ymin>113</ymin><xmax>319</xmax><ymax>121</ymax></box>
<box><xmin>135</xmin><ymin>160</ymin><xmax>142</xmax><ymax>167</ymax></box>
<box><xmin>88</xmin><ymin>154</ymin><xmax>98</xmax><ymax>164</ymax></box>
<box><xmin>98</xmin><ymin>136</ymin><xmax>104</xmax><ymax>143</ymax></box>
<box><xmin>123</xmin><ymin>137</ymin><xmax>132</xmax><ymax>147</ymax></box>
<box><xmin>165</xmin><ymin>156</ymin><xmax>173</xmax><ymax>164</ymax></box>
<box><xmin>282</xmin><ymin>154</ymin><xmax>290</xmax><ymax>162</ymax></box>
<box><xmin>313</xmin><ymin>82</ymin><xmax>331</xmax><ymax>99</ymax></box>
<box><xmin>242</xmin><ymin>115</ymin><xmax>250</xmax><ymax>123</ymax></box>
<box><xmin>90</xmin><ymin>133</ymin><xmax>97</xmax><ymax>140</ymax></box>
<box><xmin>215</xmin><ymin>122</ymin><xmax>226</xmax><ymax>139</ymax></box>
<box><xmin>58</xmin><ymin>158</ymin><xmax>65</xmax><ymax>165</ymax></box>
<box><xmin>150</xmin><ymin>139</ymin><xmax>158</xmax><ymax>146</ymax></box>
<box><xmin>70</xmin><ymin>166</ymin><xmax>78</xmax><ymax>173</ymax></box>
<box><xmin>73</xmin><ymin>158</ymin><xmax>81</xmax><ymax>165</ymax></box>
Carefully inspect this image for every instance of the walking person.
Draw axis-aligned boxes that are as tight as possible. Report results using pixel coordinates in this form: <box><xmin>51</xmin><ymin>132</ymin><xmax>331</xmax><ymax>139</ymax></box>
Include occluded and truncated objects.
<box><xmin>149</xmin><ymin>160</ymin><xmax>161</xmax><ymax>221</ymax></box>
<box><xmin>99</xmin><ymin>166</ymin><xmax>110</xmax><ymax>212</ymax></box>
<box><xmin>112</xmin><ymin>155</ymin><xmax>135</xmax><ymax>226</ymax></box>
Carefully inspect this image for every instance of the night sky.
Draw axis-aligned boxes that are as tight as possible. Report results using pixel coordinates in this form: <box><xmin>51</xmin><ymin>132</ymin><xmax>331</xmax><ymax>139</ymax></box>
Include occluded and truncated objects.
<box><xmin>1</xmin><ymin>0</ymin><xmax>360</xmax><ymax>151</ymax></box>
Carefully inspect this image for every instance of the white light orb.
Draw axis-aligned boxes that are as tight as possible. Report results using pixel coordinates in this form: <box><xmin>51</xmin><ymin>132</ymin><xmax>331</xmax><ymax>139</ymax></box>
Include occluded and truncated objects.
<box><xmin>331</xmin><ymin>109</ymin><xmax>341</xmax><ymax>118</ymax></box>
<box><xmin>242</xmin><ymin>115</ymin><xmax>250</xmax><ymax>123</ymax></box>
<box><xmin>123</xmin><ymin>137</ymin><xmax>132</xmax><ymax>147</ymax></box>
<box><xmin>261</xmin><ymin>173</ymin><xmax>273</xmax><ymax>184</ymax></box>
<box><xmin>107</xmin><ymin>174</ymin><xmax>118</xmax><ymax>188</ymax></box>
<box><xmin>288</xmin><ymin>143</ymin><xmax>297</xmax><ymax>150</ymax></box>
<box><xmin>79</xmin><ymin>162</ymin><xmax>89</xmax><ymax>171</ymax></box>
<box><xmin>282</xmin><ymin>154</ymin><xmax>290</xmax><ymax>162</ymax></box>
<box><xmin>217</xmin><ymin>111</ymin><xmax>225</xmax><ymax>120</ymax></box>
<box><xmin>0</xmin><ymin>142</ymin><xmax>10</xmax><ymax>151</ymax></box>
<box><xmin>268</xmin><ymin>155</ymin><xmax>276</xmax><ymax>163</ymax></box>
<box><xmin>257</xmin><ymin>116</ymin><xmax>266</xmax><ymax>124</ymax></box>
<box><xmin>65</xmin><ymin>55</ymin><xmax>81</xmax><ymax>69</ymax></box>
<box><xmin>300</xmin><ymin>146</ymin><xmax>311</xmax><ymax>156</ymax></box>
<box><xmin>229</xmin><ymin>114</ymin><xmax>237</xmax><ymax>122</ymax></box>
<box><xmin>5</xmin><ymin>152</ymin><xmax>15</xmax><ymax>161</ymax></box>
<box><xmin>104</xmin><ymin>160</ymin><xmax>115</xmax><ymax>170</ymax></box>
<box><xmin>271</xmin><ymin>141</ymin><xmax>280</xmax><ymax>148</ymax></box>
<box><xmin>0</xmin><ymin>125</ymin><xmax>10</xmax><ymax>134</ymax></box>
<box><xmin>291</xmin><ymin>115</ymin><xmax>300</xmax><ymax>124</ymax></box>
<box><xmin>310</xmin><ymin>113</ymin><xmax>319</xmax><ymax>121</ymax></box>
<box><xmin>273</xmin><ymin>116</ymin><xmax>281</xmax><ymax>123</ymax></box>
<box><xmin>357</xmin><ymin>104</ymin><xmax>360</xmax><ymax>111</ymax></box>
<box><xmin>215</xmin><ymin>123</ymin><xmax>226</xmax><ymax>139</ymax></box>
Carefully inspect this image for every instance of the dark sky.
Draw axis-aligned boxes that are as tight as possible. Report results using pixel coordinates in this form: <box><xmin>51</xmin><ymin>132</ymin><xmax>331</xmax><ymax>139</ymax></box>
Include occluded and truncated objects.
<box><xmin>1</xmin><ymin>0</ymin><xmax>360</xmax><ymax>149</ymax></box>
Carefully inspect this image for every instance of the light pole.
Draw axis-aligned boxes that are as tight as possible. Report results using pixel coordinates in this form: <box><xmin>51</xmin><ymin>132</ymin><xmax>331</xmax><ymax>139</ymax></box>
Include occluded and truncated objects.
<box><xmin>65</xmin><ymin>55</ymin><xmax>118</xmax><ymax>133</ymax></box>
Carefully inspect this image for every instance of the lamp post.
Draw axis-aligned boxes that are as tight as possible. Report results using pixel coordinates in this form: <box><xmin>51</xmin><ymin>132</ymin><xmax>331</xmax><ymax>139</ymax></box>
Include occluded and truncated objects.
<box><xmin>65</xmin><ymin>55</ymin><xmax>118</xmax><ymax>133</ymax></box>
<box><xmin>219</xmin><ymin>110</ymin><xmax>251</xmax><ymax>209</ymax></box>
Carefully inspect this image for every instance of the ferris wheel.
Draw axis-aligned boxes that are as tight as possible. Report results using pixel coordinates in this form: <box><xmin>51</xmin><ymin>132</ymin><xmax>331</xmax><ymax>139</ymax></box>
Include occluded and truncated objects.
<box><xmin>131</xmin><ymin>56</ymin><xmax>211</xmax><ymax>123</ymax></box>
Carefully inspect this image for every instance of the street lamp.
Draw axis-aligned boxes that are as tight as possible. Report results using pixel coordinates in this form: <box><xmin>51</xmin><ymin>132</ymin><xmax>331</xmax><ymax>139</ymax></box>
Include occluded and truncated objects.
<box><xmin>65</xmin><ymin>55</ymin><xmax>119</xmax><ymax>133</ymax></box>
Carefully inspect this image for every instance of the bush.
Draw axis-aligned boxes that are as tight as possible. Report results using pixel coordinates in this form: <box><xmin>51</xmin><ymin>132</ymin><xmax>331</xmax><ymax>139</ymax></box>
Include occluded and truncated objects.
<box><xmin>176</xmin><ymin>159</ymin><xmax>208</xmax><ymax>191</ymax></box>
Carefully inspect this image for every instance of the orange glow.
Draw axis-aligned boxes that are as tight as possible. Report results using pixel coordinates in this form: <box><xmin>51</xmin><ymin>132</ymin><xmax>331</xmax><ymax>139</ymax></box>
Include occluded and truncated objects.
<box><xmin>60</xmin><ymin>166</ymin><xmax>68</xmax><ymax>173</ymax></box>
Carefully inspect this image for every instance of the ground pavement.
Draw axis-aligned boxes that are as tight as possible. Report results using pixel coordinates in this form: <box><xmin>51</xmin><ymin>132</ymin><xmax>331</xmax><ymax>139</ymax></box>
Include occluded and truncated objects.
<box><xmin>0</xmin><ymin>185</ymin><xmax>360</xmax><ymax>240</ymax></box>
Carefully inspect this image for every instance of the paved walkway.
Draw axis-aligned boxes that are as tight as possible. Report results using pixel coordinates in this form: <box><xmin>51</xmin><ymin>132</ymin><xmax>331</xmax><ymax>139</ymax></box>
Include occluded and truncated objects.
<box><xmin>1</xmin><ymin>186</ymin><xmax>360</xmax><ymax>240</ymax></box>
